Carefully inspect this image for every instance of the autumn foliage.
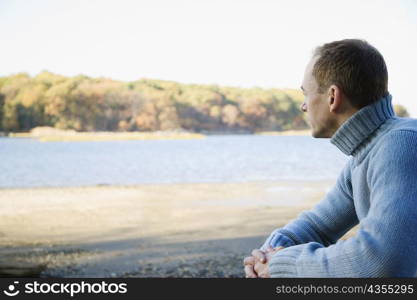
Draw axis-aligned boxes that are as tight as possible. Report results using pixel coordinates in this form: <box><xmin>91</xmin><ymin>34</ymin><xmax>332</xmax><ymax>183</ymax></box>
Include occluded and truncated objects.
<box><xmin>0</xmin><ymin>72</ymin><xmax>309</xmax><ymax>133</ymax></box>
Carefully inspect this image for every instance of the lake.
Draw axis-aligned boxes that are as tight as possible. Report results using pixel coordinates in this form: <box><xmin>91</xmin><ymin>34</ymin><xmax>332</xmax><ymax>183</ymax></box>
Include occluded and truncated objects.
<box><xmin>0</xmin><ymin>135</ymin><xmax>348</xmax><ymax>188</ymax></box>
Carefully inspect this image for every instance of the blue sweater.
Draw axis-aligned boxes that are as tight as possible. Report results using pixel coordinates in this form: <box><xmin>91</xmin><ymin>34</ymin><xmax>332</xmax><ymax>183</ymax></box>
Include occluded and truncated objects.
<box><xmin>263</xmin><ymin>94</ymin><xmax>417</xmax><ymax>277</ymax></box>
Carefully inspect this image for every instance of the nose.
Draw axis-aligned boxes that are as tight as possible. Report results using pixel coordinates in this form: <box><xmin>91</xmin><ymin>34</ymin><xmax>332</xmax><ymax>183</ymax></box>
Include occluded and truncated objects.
<box><xmin>300</xmin><ymin>102</ymin><xmax>307</xmax><ymax>112</ymax></box>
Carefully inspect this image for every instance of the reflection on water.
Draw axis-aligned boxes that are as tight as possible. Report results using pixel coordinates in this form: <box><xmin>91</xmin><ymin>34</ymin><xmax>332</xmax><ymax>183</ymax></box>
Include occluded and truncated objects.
<box><xmin>0</xmin><ymin>135</ymin><xmax>348</xmax><ymax>188</ymax></box>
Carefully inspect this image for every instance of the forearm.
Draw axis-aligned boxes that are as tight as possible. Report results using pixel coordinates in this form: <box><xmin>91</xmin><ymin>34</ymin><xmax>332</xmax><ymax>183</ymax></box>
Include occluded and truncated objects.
<box><xmin>269</xmin><ymin>222</ymin><xmax>417</xmax><ymax>278</ymax></box>
<box><xmin>261</xmin><ymin>161</ymin><xmax>358</xmax><ymax>250</ymax></box>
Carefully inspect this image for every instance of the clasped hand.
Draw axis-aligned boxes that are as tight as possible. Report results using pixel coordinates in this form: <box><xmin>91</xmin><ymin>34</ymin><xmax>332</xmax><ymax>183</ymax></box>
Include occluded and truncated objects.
<box><xmin>243</xmin><ymin>246</ymin><xmax>284</xmax><ymax>278</ymax></box>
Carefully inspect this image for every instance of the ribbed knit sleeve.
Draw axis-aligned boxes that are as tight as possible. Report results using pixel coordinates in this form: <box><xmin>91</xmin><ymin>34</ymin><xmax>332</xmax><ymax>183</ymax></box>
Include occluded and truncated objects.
<box><xmin>269</xmin><ymin>130</ymin><xmax>417</xmax><ymax>277</ymax></box>
<box><xmin>261</xmin><ymin>160</ymin><xmax>358</xmax><ymax>251</ymax></box>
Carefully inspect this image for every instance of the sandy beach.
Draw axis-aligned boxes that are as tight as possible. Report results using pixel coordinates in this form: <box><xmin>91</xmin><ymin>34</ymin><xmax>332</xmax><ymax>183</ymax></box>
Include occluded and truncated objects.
<box><xmin>0</xmin><ymin>181</ymin><xmax>357</xmax><ymax>277</ymax></box>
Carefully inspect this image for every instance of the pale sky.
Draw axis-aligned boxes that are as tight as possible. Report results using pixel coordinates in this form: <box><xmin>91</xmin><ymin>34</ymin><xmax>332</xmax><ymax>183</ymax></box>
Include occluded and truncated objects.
<box><xmin>1</xmin><ymin>0</ymin><xmax>417</xmax><ymax>116</ymax></box>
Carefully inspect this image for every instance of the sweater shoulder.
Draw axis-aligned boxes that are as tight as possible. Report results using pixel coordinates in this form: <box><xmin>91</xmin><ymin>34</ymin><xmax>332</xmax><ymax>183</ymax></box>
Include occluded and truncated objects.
<box><xmin>353</xmin><ymin>117</ymin><xmax>417</xmax><ymax>163</ymax></box>
<box><xmin>371</xmin><ymin>118</ymin><xmax>417</xmax><ymax>157</ymax></box>
<box><xmin>356</xmin><ymin>117</ymin><xmax>417</xmax><ymax>165</ymax></box>
<box><xmin>388</xmin><ymin>117</ymin><xmax>417</xmax><ymax>134</ymax></box>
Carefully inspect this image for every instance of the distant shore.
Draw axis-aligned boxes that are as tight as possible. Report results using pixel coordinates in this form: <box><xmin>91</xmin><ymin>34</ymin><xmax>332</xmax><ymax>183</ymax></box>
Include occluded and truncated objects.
<box><xmin>256</xmin><ymin>129</ymin><xmax>311</xmax><ymax>136</ymax></box>
<box><xmin>0</xmin><ymin>180</ymin><xmax>356</xmax><ymax>277</ymax></box>
<box><xmin>3</xmin><ymin>127</ymin><xmax>311</xmax><ymax>142</ymax></box>
<box><xmin>7</xmin><ymin>127</ymin><xmax>205</xmax><ymax>142</ymax></box>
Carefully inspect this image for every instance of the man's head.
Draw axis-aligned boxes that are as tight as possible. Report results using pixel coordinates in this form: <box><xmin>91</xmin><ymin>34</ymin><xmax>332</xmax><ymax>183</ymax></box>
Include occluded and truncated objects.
<box><xmin>301</xmin><ymin>39</ymin><xmax>389</xmax><ymax>138</ymax></box>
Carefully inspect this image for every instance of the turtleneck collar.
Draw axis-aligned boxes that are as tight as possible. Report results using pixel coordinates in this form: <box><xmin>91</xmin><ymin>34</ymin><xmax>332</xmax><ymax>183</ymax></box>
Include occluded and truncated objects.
<box><xmin>330</xmin><ymin>94</ymin><xmax>395</xmax><ymax>156</ymax></box>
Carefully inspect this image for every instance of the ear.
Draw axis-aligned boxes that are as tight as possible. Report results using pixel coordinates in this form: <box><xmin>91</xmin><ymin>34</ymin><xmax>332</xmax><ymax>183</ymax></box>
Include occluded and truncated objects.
<box><xmin>327</xmin><ymin>85</ymin><xmax>342</xmax><ymax>113</ymax></box>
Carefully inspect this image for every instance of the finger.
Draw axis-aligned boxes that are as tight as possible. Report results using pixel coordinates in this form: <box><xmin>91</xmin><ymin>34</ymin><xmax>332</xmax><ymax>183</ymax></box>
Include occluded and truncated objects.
<box><xmin>265</xmin><ymin>245</ymin><xmax>274</xmax><ymax>252</ymax></box>
<box><xmin>251</xmin><ymin>249</ymin><xmax>267</xmax><ymax>263</ymax></box>
<box><xmin>258</xmin><ymin>271</ymin><xmax>270</xmax><ymax>278</ymax></box>
<box><xmin>244</xmin><ymin>265</ymin><xmax>257</xmax><ymax>278</ymax></box>
<box><xmin>253</xmin><ymin>261</ymin><xmax>265</xmax><ymax>276</ymax></box>
<box><xmin>243</xmin><ymin>256</ymin><xmax>255</xmax><ymax>266</ymax></box>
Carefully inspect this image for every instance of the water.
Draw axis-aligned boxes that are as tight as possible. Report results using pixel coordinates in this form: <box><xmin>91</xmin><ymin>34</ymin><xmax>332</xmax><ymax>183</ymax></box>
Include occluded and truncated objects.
<box><xmin>0</xmin><ymin>135</ymin><xmax>348</xmax><ymax>188</ymax></box>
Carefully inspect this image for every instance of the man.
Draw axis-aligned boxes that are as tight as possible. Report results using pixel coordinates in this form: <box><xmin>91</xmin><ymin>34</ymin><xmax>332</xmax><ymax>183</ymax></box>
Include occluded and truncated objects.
<box><xmin>244</xmin><ymin>39</ymin><xmax>417</xmax><ymax>278</ymax></box>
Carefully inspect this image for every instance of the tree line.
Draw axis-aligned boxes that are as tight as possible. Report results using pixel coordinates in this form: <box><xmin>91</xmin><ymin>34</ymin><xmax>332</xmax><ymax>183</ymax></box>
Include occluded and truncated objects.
<box><xmin>0</xmin><ymin>72</ymin><xmax>409</xmax><ymax>133</ymax></box>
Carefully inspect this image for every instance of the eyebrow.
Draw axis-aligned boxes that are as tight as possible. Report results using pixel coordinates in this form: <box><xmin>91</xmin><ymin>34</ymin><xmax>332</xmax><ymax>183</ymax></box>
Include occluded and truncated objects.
<box><xmin>300</xmin><ymin>86</ymin><xmax>305</xmax><ymax>91</ymax></box>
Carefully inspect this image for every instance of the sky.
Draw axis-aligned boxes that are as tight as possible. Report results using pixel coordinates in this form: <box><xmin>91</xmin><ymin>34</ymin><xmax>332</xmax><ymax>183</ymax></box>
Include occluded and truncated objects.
<box><xmin>1</xmin><ymin>0</ymin><xmax>417</xmax><ymax>116</ymax></box>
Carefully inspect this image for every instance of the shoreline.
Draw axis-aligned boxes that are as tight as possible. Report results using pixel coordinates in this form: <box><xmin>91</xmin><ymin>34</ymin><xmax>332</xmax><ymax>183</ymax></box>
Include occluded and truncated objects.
<box><xmin>3</xmin><ymin>128</ymin><xmax>311</xmax><ymax>142</ymax></box>
<box><xmin>256</xmin><ymin>129</ymin><xmax>311</xmax><ymax>136</ymax></box>
<box><xmin>0</xmin><ymin>180</ymin><xmax>355</xmax><ymax>277</ymax></box>
<box><xmin>0</xmin><ymin>178</ymin><xmax>331</xmax><ymax>190</ymax></box>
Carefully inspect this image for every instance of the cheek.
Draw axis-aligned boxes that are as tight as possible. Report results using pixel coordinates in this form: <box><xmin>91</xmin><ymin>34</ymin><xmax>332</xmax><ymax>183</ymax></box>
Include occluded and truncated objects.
<box><xmin>306</xmin><ymin>97</ymin><xmax>319</xmax><ymax>116</ymax></box>
<box><xmin>307</xmin><ymin>97</ymin><xmax>327</xmax><ymax>124</ymax></box>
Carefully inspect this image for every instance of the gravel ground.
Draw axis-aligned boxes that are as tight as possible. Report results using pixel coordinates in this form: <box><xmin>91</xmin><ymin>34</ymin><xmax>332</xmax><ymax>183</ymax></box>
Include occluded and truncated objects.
<box><xmin>0</xmin><ymin>246</ymin><xmax>247</xmax><ymax>278</ymax></box>
<box><xmin>123</xmin><ymin>254</ymin><xmax>246</xmax><ymax>278</ymax></box>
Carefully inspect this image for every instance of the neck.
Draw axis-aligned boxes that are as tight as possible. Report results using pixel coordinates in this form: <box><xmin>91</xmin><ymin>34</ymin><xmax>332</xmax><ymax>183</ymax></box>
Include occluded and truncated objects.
<box><xmin>330</xmin><ymin>94</ymin><xmax>395</xmax><ymax>155</ymax></box>
<box><xmin>336</xmin><ymin>108</ymin><xmax>359</xmax><ymax>129</ymax></box>
<box><xmin>327</xmin><ymin>107</ymin><xmax>359</xmax><ymax>138</ymax></box>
